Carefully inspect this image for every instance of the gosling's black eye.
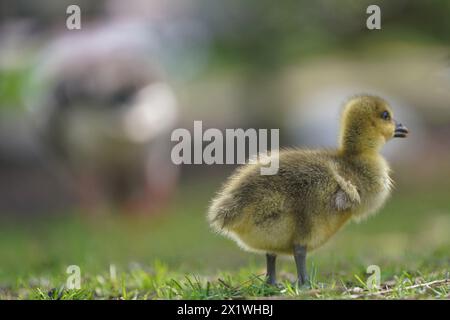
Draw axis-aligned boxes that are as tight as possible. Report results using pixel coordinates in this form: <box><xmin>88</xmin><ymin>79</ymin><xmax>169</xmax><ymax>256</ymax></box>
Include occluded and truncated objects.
<box><xmin>381</xmin><ymin>111</ymin><xmax>391</xmax><ymax>120</ymax></box>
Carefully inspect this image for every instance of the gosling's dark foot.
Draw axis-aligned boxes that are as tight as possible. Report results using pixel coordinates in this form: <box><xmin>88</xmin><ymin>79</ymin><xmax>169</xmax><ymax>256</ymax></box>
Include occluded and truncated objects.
<box><xmin>265</xmin><ymin>253</ymin><xmax>277</xmax><ymax>286</ymax></box>
<box><xmin>293</xmin><ymin>244</ymin><xmax>310</xmax><ymax>289</ymax></box>
<box><xmin>295</xmin><ymin>276</ymin><xmax>311</xmax><ymax>289</ymax></box>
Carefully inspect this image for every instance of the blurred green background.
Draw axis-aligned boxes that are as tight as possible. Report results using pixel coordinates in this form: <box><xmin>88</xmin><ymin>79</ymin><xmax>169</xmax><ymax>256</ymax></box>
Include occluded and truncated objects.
<box><xmin>0</xmin><ymin>0</ymin><xmax>449</xmax><ymax>296</ymax></box>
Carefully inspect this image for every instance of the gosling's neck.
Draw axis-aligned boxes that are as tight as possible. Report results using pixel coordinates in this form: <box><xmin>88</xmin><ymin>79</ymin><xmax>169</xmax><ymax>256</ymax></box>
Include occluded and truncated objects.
<box><xmin>338</xmin><ymin>127</ymin><xmax>384</xmax><ymax>159</ymax></box>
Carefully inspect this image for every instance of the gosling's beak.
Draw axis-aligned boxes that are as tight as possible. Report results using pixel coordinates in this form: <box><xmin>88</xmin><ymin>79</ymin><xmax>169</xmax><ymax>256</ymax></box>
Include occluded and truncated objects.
<box><xmin>394</xmin><ymin>121</ymin><xmax>409</xmax><ymax>138</ymax></box>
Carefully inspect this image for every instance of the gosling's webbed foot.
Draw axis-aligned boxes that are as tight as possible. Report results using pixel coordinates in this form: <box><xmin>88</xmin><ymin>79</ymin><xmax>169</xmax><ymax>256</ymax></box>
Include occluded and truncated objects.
<box><xmin>295</xmin><ymin>278</ymin><xmax>311</xmax><ymax>290</ymax></box>
<box><xmin>265</xmin><ymin>253</ymin><xmax>277</xmax><ymax>285</ymax></box>
<box><xmin>297</xmin><ymin>276</ymin><xmax>310</xmax><ymax>287</ymax></box>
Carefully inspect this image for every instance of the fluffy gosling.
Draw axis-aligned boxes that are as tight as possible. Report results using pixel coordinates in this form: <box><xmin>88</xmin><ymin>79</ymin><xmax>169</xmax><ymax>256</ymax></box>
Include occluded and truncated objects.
<box><xmin>208</xmin><ymin>95</ymin><xmax>409</xmax><ymax>285</ymax></box>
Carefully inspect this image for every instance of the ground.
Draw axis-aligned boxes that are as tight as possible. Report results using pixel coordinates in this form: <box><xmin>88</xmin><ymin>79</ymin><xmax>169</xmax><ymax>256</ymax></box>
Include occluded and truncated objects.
<box><xmin>0</xmin><ymin>178</ymin><xmax>449</xmax><ymax>299</ymax></box>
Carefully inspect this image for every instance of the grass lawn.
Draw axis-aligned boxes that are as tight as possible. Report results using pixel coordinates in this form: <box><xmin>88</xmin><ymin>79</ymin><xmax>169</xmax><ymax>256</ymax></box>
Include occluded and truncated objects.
<box><xmin>0</xmin><ymin>178</ymin><xmax>449</xmax><ymax>299</ymax></box>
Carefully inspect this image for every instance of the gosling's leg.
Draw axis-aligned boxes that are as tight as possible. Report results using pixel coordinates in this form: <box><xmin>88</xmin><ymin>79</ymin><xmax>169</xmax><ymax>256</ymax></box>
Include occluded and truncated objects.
<box><xmin>293</xmin><ymin>244</ymin><xmax>309</xmax><ymax>286</ymax></box>
<box><xmin>266</xmin><ymin>253</ymin><xmax>277</xmax><ymax>285</ymax></box>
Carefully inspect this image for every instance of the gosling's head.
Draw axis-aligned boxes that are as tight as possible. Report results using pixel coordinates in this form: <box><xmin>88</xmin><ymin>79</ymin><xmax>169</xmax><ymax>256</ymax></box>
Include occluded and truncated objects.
<box><xmin>339</xmin><ymin>95</ymin><xmax>409</xmax><ymax>154</ymax></box>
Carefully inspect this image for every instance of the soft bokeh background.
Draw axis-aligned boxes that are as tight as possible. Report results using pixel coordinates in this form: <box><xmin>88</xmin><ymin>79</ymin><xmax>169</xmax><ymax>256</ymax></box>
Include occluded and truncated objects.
<box><xmin>0</xmin><ymin>0</ymin><xmax>449</xmax><ymax>288</ymax></box>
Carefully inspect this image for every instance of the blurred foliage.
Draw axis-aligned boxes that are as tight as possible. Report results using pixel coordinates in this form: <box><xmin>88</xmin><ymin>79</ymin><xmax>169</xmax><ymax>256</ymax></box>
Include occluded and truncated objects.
<box><xmin>0</xmin><ymin>68</ymin><xmax>30</xmax><ymax>110</ymax></box>
<box><xmin>204</xmin><ymin>0</ymin><xmax>450</xmax><ymax>69</ymax></box>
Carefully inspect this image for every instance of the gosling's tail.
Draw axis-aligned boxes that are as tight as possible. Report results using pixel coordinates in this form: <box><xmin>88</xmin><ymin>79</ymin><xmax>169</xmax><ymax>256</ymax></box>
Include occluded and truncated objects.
<box><xmin>207</xmin><ymin>192</ymin><xmax>241</xmax><ymax>233</ymax></box>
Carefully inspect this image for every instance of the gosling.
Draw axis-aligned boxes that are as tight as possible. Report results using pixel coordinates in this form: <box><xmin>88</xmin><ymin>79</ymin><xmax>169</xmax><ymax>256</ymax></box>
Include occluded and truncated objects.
<box><xmin>208</xmin><ymin>95</ymin><xmax>409</xmax><ymax>285</ymax></box>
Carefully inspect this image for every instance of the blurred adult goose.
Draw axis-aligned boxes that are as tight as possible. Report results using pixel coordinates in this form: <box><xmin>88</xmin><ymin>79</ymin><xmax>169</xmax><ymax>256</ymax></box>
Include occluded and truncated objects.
<box><xmin>29</xmin><ymin>22</ymin><xmax>179</xmax><ymax>214</ymax></box>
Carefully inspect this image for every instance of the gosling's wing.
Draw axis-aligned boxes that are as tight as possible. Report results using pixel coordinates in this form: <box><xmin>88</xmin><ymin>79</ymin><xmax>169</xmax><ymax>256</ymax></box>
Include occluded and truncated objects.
<box><xmin>334</xmin><ymin>188</ymin><xmax>359</xmax><ymax>211</ymax></box>
<box><xmin>330</xmin><ymin>166</ymin><xmax>360</xmax><ymax>211</ymax></box>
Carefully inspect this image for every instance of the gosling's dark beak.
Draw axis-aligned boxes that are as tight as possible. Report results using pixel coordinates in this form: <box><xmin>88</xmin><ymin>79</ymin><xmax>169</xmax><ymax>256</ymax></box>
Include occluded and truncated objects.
<box><xmin>394</xmin><ymin>121</ymin><xmax>409</xmax><ymax>138</ymax></box>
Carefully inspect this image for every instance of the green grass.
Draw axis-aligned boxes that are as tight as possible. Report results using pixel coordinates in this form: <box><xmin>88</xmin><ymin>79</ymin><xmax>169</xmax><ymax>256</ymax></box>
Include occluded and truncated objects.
<box><xmin>17</xmin><ymin>262</ymin><xmax>450</xmax><ymax>300</ymax></box>
<box><xmin>0</xmin><ymin>179</ymin><xmax>449</xmax><ymax>299</ymax></box>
